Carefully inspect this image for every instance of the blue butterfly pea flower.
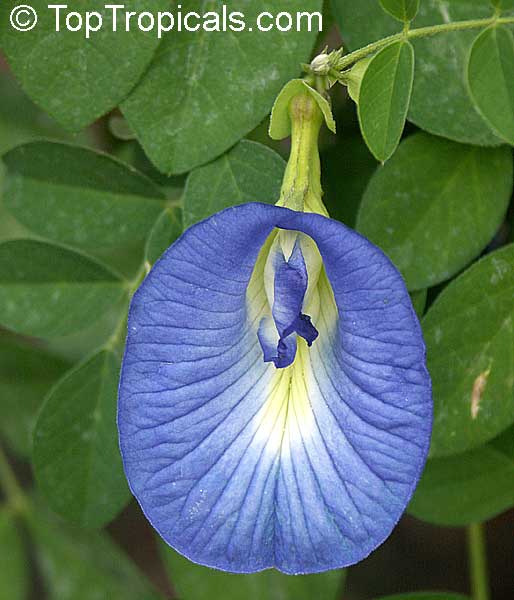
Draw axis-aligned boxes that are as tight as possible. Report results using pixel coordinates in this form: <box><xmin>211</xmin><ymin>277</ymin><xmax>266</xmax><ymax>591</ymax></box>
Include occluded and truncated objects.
<box><xmin>118</xmin><ymin>202</ymin><xmax>432</xmax><ymax>574</ymax></box>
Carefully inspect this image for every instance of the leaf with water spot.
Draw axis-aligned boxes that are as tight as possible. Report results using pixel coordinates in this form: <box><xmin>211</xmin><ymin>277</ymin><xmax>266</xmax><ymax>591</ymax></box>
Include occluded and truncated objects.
<box><xmin>422</xmin><ymin>244</ymin><xmax>514</xmax><ymax>457</ymax></box>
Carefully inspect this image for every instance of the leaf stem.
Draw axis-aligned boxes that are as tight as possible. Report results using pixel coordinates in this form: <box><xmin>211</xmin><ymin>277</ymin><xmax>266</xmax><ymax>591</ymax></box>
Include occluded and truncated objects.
<box><xmin>467</xmin><ymin>523</ymin><xmax>490</xmax><ymax>600</ymax></box>
<box><xmin>337</xmin><ymin>16</ymin><xmax>514</xmax><ymax>70</ymax></box>
<box><xmin>0</xmin><ymin>445</ymin><xmax>29</xmax><ymax>515</ymax></box>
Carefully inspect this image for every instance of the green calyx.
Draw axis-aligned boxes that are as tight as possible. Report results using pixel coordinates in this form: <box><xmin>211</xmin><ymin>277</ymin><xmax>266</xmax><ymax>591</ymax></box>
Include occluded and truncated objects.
<box><xmin>270</xmin><ymin>83</ymin><xmax>330</xmax><ymax>216</ymax></box>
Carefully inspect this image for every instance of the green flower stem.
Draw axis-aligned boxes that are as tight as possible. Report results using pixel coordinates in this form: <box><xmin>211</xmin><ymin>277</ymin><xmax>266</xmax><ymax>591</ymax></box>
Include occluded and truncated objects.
<box><xmin>277</xmin><ymin>91</ymin><xmax>327</xmax><ymax>215</ymax></box>
<box><xmin>467</xmin><ymin>523</ymin><xmax>490</xmax><ymax>600</ymax></box>
<box><xmin>0</xmin><ymin>445</ymin><xmax>29</xmax><ymax>515</ymax></box>
<box><xmin>337</xmin><ymin>15</ymin><xmax>514</xmax><ymax>70</ymax></box>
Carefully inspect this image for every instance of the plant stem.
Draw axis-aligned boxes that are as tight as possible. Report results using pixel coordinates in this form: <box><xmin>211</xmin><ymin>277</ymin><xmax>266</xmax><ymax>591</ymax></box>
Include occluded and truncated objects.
<box><xmin>0</xmin><ymin>445</ymin><xmax>28</xmax><ymax>515</ymax></box>
<box><xmin>337</xmin><ymin>16</ymin><xmax>514</xmax><ymax>70</ymax></box>
<box><xmin>467</xmin><ymin>523</ymin><xmax>490</xmax><ymax>600</ymax></box>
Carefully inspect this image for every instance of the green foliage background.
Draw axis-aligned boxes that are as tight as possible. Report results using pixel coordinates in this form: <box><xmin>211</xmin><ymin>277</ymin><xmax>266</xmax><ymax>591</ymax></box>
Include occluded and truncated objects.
<box><xmin>0</xmin><ymin>0</ymin><xmax>513</xmax><ymax>598</ymax></box>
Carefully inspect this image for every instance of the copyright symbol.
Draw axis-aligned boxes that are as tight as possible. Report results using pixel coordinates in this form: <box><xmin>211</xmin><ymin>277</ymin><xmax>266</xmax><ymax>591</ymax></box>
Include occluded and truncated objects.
<box><xmin>10</xmin><ymin>5</ymin><xmax>38</xmax><ymax>31</ymax></box>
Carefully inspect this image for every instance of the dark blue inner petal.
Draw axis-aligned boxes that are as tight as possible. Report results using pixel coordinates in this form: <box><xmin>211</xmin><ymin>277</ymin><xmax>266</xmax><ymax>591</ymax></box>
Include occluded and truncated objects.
<box><xmin>258</xmin><ymin>241</ymin><xmax>319</xmax><ymax>369</ymax></box>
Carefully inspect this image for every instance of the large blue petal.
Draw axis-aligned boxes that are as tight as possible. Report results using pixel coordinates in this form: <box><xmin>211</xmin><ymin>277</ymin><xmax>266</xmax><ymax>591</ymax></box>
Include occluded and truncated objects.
<box><xmin>118</xmin><ymin>203</ymin><xmax>432</xmax><ymax>574</ymax></box>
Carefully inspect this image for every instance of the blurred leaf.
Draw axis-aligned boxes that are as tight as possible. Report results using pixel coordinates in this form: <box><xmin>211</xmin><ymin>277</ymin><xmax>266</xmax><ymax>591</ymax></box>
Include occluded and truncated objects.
<box><xmin>3</xmin><ymin>142</ymin><xmax>166</xmax><ymax>248</ymax></box>
<box><xmin>358</xmin><ymin>41</ymin><xmax>414</xmax><ymax>162</ymax></box>
<box><xmin>0</xmin><ymin>239</ymin><xmax>126</xmax><ymax>338</ymax></box>
<box><xmin>160</xmin><ymin>544</ymin><xmax>344</xmax><ymax>600</ymax></box>
<box><xmin>0</xmin><ymin>510</ymin><xmax>28</xmax><ymax>600</ymax></box>
<box><xmin>269</xmin><ymin>79</ymin><xmax>336</xmax><ymax>140</ymax></box>
<box><xmin>121</xmin><ymin>0</ymin><xmax>322</xmax><ymax>174</ymax></box>
<box><xmin>468</xmin><ymin>26</ymin><xmax>514</xmax><ymax>145</ymax></box>
<box><xmin>408</xmin><ymin>442</ymin><xmax>514</xmax><ymax>526</ymax></box>
<box><xmin>410</xmin><ymin>289</ymin><xmax>427</xmax><ymax>318</ymax></box>
<box><xmin>29</xmin><ymin>504</ymin><xmax>162</xmax><ymax>600</ymax></box>
<box><xmin>422</xmin><ymin>243</ymin><xmax>514</xmax><ymax>457</ymax></box>
<box><xmin>183</xmin><ymin>140</ymin><xmax>285</xmax><ymax>228</ymax></box>
<box><xmin>321</xmin><ymin>135</ymin><xmax>376</xmax><ymax>227</ymax></box>
<box><xmin>0</xmin><ymin>72</ymin><xmax>80</xmax><ymax>155</ymax></box>
<box><xmin>375</xmin><ymin>594</ymin><xmax>470</xmax><ymax>600</ymax></box>
<box><xmin>33</xmin><ymin>349</ymin><xmax>130</xmax><ymax>528</ymax></box>
<box><xmin>146</xmin><ymin>208</ymin><xmax>183</xmax><ymax>265</ymax></box>
<box><xmin>0</xmin><ymin>337</ymin><xmax>70</xmax><ymax>457</ymax></box>
<box><xmin>333</xmin><ymin>0</ymin><xmax>502</xmax><ymax>145</ymax></box>
<box><xmin>379</xmin><ymin>0</ymin><xmax>419</xmax><ymax>22</ymax></box>
<box><xmin>357</xmin><ymin>133</ymin><xmax>513</xmax><ymax>290</ymax></box>
<box><xmin>0</xmin><ymin>0</ymin><xmax>168</xmax><ymax>131</ymax></box>
<box><xmin>491</xmin><ymin>0</ymin><xmax>514</xmax><ymax>10</ymax></box>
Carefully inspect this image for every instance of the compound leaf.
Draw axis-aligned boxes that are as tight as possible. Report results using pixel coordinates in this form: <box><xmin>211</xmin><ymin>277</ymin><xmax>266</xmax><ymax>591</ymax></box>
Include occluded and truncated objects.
<box><xmin>333</xmin><ymin>0</ymin><xmax>503</xmax><ymax>146</ymax></box>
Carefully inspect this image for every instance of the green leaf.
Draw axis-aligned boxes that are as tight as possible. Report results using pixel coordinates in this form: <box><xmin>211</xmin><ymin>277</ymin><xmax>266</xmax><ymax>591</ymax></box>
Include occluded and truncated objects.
<box><xmin>321</xmin><ymin>134</ymin><xmax>377</xmax><ymax>227</ymax></box>
<box><xmin>333</xmin><ymin>0</ymin><xmax>503</xmax><ymax>146</ymax></box>
<box><xmin>374</xmin><ymin>594</ymin><xmax>470</xmax><ymax>600</ymax></box>
<box><xmin>33</xmin><ymin>349</ymin><xmax>131</xmax><ymax>528</ymax></box>
<box><xmin>145</xmin><ymin>208</ymin><xmax>183</xmax><ymax>265</ymax></box>
<box><xmin>410</xmin><ymin>289</ymin><xmax>427</xmax><ymax>318</ymax></box>
<box><xmin>0</xmin><ymin>72</ymin><xmax>82</xmax><ymax>156</ymax></box>
<box><xmin>269</xmin><ymin>79</ymin><xmax>336</xmax><ymax>139</ymax></box>
<box><xmin>3</xmin><ymin>142</ymin><xmax>166</xmax><ymax>248</ymax></box>
<box><xmin>0</xmin><ymin>511</ymin><xmax>28</xmax><ymax>600</ymax></box>
<box><xmin>379</xmin><ymin>0</ymin><xmax>419</xmax><ymax>22</ymax></box>
<box><xmin>0</xmin><ymin>0</ymin><xmax>168</xmax><ymax>131</ymax></box>
<box><xmin>358</xmin><ymin>40</ymin><xmax>414</xmax><ymax>162</ymax></box>
<box><xmin>408</xmin><ymin>442</ymin><xmax>514</xmax><ymax>526</ymax></box>
<box><xmin>0</xmin><ymin>240</ymin><xmax>127</xmax><ymax>338</ymax></box>
<box><xmin>468</xmin><ymin>26</ymin><xmax>514</xmax><ymax>145</ymax></box>
<box><xmin>491</xmin><ymin>0</ymin><xmax>514</xmax><ymax>11</ymax></box>
<box><xmin>121</xmin><ymin>0</ymin><xmax>322</xmax><ymax>174</ymax></box>
<box><xmin>343</xmin><ymin>57</ymin><xmax>372</xmax><ymax>104</ymax></box>
<box><xmin>160</xmin><ymin>544</ymin><xmax>344</xmax><ymax>600</ymax></box>
<box><xmin>357</xmin><ymin>133</ymin><xmax>513</xmax><ymax>290</ymax></box>
<box><xmin>183</xmin><ymin>140</ymin><xmax>285</xmax><ymax>228</ymax></box>
<box><xmin>0</xmin><ymin>337</ymin><xmax>70</xmax><ymax>457</ymax></box>
<box><xmin>422</xmin><ymin>244</ymin><xmax>514</xmax><ymax>457</ymax></box>
<box><xmin>29</xmin><ymin>504</ymin><xmax>162</xmax><ymax>600</ymax></box>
